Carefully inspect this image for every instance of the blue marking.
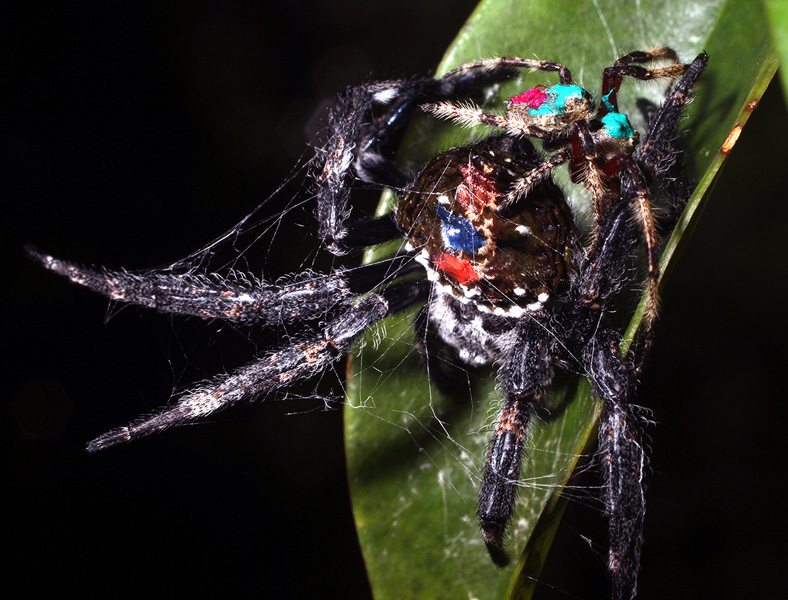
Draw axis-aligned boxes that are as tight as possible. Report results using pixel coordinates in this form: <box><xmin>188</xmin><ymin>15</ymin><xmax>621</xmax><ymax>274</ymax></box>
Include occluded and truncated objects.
<box><xmin>529</xmin><ymin>84</ymin><xmax>590</xmax><ymax>116</ymax></box>
<box><xmin>435</xmin><ymin>204</ymin><xmax>487</xmax><ymax>253</ymax></box>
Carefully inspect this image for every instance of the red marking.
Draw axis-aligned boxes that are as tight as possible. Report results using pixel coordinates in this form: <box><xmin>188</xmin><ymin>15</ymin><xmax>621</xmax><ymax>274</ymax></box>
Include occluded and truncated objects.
<box><xmin>457</xmin><ymin>163</ymin><xmax>502</xmax><ymax>216</ymax></box>
<box><xmin>510</xmin><ymin>86</ymin><xmax>546</xmax><ymax>108</ymax></box>
<box><xmin>433</xmin><ymin>253</ymin><xmax>480</xmax><ymax>284</ymax></box>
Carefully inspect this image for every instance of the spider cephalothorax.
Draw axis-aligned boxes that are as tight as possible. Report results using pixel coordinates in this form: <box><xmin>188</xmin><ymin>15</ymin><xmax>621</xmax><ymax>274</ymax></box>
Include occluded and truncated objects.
<box><xmin>30</xmin><ymin>48</ymin><xmax>707</xmax><ymax>600</ymax></box>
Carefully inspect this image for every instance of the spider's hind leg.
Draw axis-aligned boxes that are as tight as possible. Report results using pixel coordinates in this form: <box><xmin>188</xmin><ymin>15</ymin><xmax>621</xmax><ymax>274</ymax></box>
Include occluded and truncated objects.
<box><xmin>587</xmin><ymin>329</ymin><xmax>646</xmax><ymax>600</ymax></box>
<box><xmin>27</xmin><ymin>246</ymin><xmax>420</xmax><ymax>326</ymax></box>
<box><xmin>478</xmin><ymin>316</ymin><xmax>553</xmax><ymax>566</ymax></box>
<box><xmin>86</xmin><ymin>277</ymin><xmax>431</xmax><ymax>452</ymax></box>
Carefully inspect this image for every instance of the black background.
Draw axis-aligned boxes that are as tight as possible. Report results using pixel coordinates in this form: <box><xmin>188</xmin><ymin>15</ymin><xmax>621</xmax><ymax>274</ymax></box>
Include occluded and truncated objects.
<box><xmin>7</xmin><ymin>2</ymin><xmax>787</xmax><ymax>598</ymax></box>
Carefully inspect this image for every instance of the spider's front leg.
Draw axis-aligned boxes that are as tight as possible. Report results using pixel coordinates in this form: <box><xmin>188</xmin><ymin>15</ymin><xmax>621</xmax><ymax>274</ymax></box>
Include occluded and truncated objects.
<box><xmin>598</xmin><ymin>47</ymin><xmax>684</xmax><ymax>117</ymax></box>
<box><xmin>635</xmin><ymin>52</ymin><xmax>709</xmax><ymax>221</ymax></box>
<box><xmin>478</xmin><ymin>316</ymin><xmax>553</xmax><ymax>566</ymax></box>
<box><xmin>313</xmin><ymin>68</ymin><xmax>516</xmax><ymax>255</ymax></box>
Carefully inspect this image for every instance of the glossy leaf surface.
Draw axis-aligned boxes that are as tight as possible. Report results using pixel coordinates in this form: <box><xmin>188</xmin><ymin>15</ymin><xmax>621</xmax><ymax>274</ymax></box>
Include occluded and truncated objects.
<box><xmin>344</xmin><ymin>1</ymin><xmax>777</xmax><ymax>598</ymax></box>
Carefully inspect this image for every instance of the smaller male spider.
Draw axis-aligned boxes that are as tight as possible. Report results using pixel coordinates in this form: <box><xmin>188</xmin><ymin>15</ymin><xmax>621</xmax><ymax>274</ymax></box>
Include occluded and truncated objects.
<box><xmin>423</xmin><ymin>47</ymin><xmax>694</xmax><ymax>351</ymax></box>
<box><xmin>30</xmin><ymin>48</ymin><xmax>707</xmax><ymax>600</ymax></box>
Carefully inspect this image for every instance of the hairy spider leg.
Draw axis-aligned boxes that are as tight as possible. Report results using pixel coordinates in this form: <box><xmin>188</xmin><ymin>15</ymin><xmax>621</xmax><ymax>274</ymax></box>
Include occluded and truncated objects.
<box><xmin>632</xmin><ymin>52</ymin><xmax>709</xmax><ymax>241</ymax></box>
<box><xmin>617</xmin><ymin>52</ymin><xmax>709</xmax><ymax>357</ymax></box>
<box><xmin>313</xmin><ymin>69</ymin><xmax>517</xmax><ymax>255</ymax></box>
<box><xmin>26</xmin><ymin>246</ymin><xmax>420</xmax><ymax>326</ymax></box>
<box><xmin>478</xmin><ymin>316</ymin><xmax>552</xmax><ymax>566</ymax></box>
<box><xmin>588</xmin><ymin>331</ymin><xmax>645</xmax><ymax>600</ymax></box>
<box><xmin>504</xmin><ymin>147</ymin><xmax>572</xmax><ymax>205</ymax></box>
<box><xmin>569</xmin><ymin>205</ymin><xmax>646</xmax><ymax>600</ymax></box>
<box><xmin>636</xmin><ymin>52</ymin><xmax>709</xmax><ymax>184</ymax></box>
<box><xmin>598</xmin><ymin>47</ymin><xmax>682</xmax><ymax>118</ymax></box>
<box><xmin>443</xmin><ymin>56</ymin><xmax>574</xmax><ymax>85</ymax></box>
<box><xmin>82</xmin><ymin>279</ymin><xmax>429</xmax><ymax>452</ymax></box>
<box><xmin>420</xmin><ymin>100</ymin><xmax>558</xmax><ymax>139</ymax></box>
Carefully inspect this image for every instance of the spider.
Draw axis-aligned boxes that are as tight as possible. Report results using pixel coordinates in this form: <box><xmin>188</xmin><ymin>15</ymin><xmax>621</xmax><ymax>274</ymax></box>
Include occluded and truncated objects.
<box><xmin>29</xmin><ymin>48</ymin><xmax>707</xmax><ymax>600</ymax></box>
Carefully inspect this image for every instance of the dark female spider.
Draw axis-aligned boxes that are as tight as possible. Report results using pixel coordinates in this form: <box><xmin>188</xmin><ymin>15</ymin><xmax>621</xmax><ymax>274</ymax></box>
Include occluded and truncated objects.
<box><xmin>30</xmin><ymin>48</ymin><xmax>707</xmax><ymax>600</ymax></box>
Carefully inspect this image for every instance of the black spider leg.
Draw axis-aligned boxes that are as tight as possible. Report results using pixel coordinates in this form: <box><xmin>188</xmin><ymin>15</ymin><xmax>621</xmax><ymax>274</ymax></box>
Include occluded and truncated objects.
<box><xmin>589</xmin><ymin>332</ymin><xmax>643</xmax><ymax>600</ymax></box>
<box><xmin>443</xmin><ymin>56</ymin><xmax>573</xmax><ymax>85</ymax></box>
<box><xmin>618</xmin><ymin>52</ymin><xmax>709</xmax><ymax>360</ymax></box>
<box><xmin>635</xmin><ymin>52</ymin><xmax>709</xmax><ymax>226</ymax></box>
<box><xmin>313</xmin><ymin>68</ymin><xmax>516</xmax><ymax>255</ymax></box>
<box><xmin>27</xmin><ymin>246</ymin><xmax>420</xmax><ymax>325</ymax></box>
<box><xmin>85</xmin><ymin>278</ymin><xmax>430</xmax><ymax>452</ymax></box>
<box><xmin>636</xmin><ymin>94</ymin><xmax>695</xmax><ymax>231</ymax></box>
<box><xmin>478</xmin><ymin>315</ymin><xmax>553</xmax><ymax>567</ymax></box>
<box><xmin>569</xmin><ymin>206</ymin><xmax>646</xmax><ymax>600</ymax></box>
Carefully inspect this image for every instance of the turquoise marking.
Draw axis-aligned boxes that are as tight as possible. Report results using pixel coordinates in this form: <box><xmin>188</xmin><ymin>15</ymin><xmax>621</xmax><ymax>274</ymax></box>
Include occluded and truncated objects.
<box><xmin>601</xmin><ymin>112</ymin><xmax>635</xmax><ymax>139</ymax></box>
<box><xmin>528</xmin><ymin>84</ymin><xmax>590</xmax><ymax>116</ymax></box>
<box><xmin>599</xmin><ymin>91</ymin><xmax>635</xmax><ymax>138</ymax></box>
<box><xmin>602</xmin><ymin>91</ymin><xmax>616</xmax><ymax>114</ymax></box>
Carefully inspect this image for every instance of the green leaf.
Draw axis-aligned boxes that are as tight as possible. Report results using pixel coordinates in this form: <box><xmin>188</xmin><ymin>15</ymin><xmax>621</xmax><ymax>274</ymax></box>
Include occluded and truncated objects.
<box><xmin>764</xmin><ymin>0</ymin><xmax>788</xmax><ymax>103</ymax></box>
<box><xmin>344</xmin><ymin>1</ymin><xmax>777</xmax><ymax>599</ymax></box>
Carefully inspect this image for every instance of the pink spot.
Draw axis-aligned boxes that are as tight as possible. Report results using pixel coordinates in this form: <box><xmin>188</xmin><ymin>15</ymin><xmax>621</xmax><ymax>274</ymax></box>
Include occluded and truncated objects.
<box><xmin>434</xmin><ymin>253</ymin><xmax>480</xmax><ymax>285</ymax></box>
<box><xmin>510</xmin><ymin>86</ymin><xmax>546</xmax><ymax>108</ymax></box>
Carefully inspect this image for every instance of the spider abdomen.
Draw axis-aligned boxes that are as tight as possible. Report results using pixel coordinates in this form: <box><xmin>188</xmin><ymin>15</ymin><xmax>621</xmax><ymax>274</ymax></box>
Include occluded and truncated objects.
<box><xmin>397</xmin><ymin>135</ymin><xmax>576</xmax><ymax>316</ymax></box>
